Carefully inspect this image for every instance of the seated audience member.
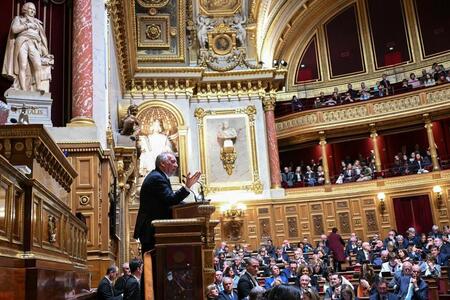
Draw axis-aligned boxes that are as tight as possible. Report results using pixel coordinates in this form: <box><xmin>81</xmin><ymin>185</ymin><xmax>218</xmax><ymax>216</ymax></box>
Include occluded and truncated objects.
<box><xmin>340</xmin><ymin>285</ymin><xmax>356</xmax><ymax>300</ymax></box>
<box><xmin>359</xmin><ymin>82</ymin><xmax>371</xmax><ymax>100</ymax></box>
<box><xmin>98</xmin><ymin>266</ymin><xmax>122</xmax><ymax>300</ymax></box>
<box><xmin>404</xmin><ymin>227</ymin><xmax>420</xmax><ymax>247</ymax></box>
<box><xmin>325</xmin><ymin>274</ymin><xmax>350</xmax><ymax>300</ymax></box>
<box><xmin>281</xmin><ymin>167</ymin><xmax>295</xmax><ymax>187</ymax></box>
<box><xmin>343</xmin><ymin>163</ymin><xmax>355</xmax><ymax>183</ymax></box>
<box><xmin>291</xmin><ymin>95</ymin><xmax>303</xmax><ymax>112</ymax></box>
<box><xmin>123</xmin><ymin>259</ymin><xmax>142</xmax><ymax>300</ymax></box>
<box><xmin>206</xmin><ymin>284</ymin><xmax>219</xmax><ymax>300</ymax></box>
<box><xmin>389</xmin><ymin>261</ymin><xmax>412</xmax><ymax>290</ymax></box>
<box><xmin>380</xmin><ymin>252</ymin><xmax>401</xmax><ymax>277</ymax></box>
<box><xmin>264</xmin><ymin>265</ymin><xmax>288</xmax><ymax>289</ymax></box>
<box><xmin>356</xmin><ymin>264</ymin><xmax>377</xmax><ymax>297</ymax></box>
<box><xmin>218</xmin><ymin>277</ymin><xmax>238</xmax><ymax>300</ymax></box>
<box><xmin>302</xmin><ymin>288</ymin><xmax>320</xmax><ymax>300</ymax></box>
<box><xmin>293</xmin><ymin>166</ymin><xmax>302</xmax><ymax>183</ymax></box>
<box><xmin>216</xmin><ymin>242</ymin><xmax>228</xmax><ymax>256</ymax></box>
<box><xmin>401</xmin><ymin>79</ymin><xmax>410</xmax><ymax>89</ymax></box>
<box><xmin>430</xmin><ymin>245</ymin><xmax>448</xmax><ymax>266</ymax></box>
<box><xmin>299</xmin><ymin>275</ymin><xmax>318</xmax><ymax>297</ymax></box>
<box><xmin>293</xmin><ymin>249</ymin><xmax>308</xmax><ymax>265</ymax></box>
<box><xmin>267</xmin><ymin>285</ymin><xmax>301</xmax><ymax>300</ymax></box>
<box><xmin>223</xmin><ymin>266</ymin><xmax>240</xmax><ymax>289</ymax></box>
<box><xmin>380</xmin><ymin>74</ymin><xmax>391</xmax><ymax>94</ymax></box>
<box><xmin>214</xmin><ymin>271</ymin><xmax>224</xmax><ymax>292</ymax></box>
<box><xmin>356</xmin><ymin>242</ymin><xmax>373</xmax><ymax>264</ymax></box>
<box><xmin>304</xmin><ymin>165</ymin><xmax>317</xmax><ymax>186</ymax></box>
<box><xmin>237</xmin><ymin>258</ymin><xmax>260</xmax><ymax>300</ymax></box>
<box><xmin>323</xmin><ymin>93</ymin><xmax>338</xmax><ymax>106</ymax></box>
<box><xmin>114</xmin><ymin>262</ymin><xmax>131</xmax><ymax>295</ymax></box>
<box><xmin>346</xmin><ymin>83</ymin><xmax>358</xmax><ymax>99</ymax></box>
<box><xmin>434</xmin><ymin>237</ymin><xmax>450</xmax><ymax>258</ymax></box>
<box><xmin>373</xmin><ymin>81</ymin><xmax>382</xmax><ymax>97</ymax></box>
<box><xmin>248</xmin><ymin>286</ymin><xmax>266</xmax><ymax>300</ymax></box>
<box><xmin>437</xmin><ymin>72</ymin><xmax>448</xmax><ymax>84</ymax></box>
<box><xmin>419</xmin><ymin>69</ymin><xmax>429</xmax><ymax>85</ymax></box>
<box><xmin>274</xmin><ymin>247</ymin><xmax>289</xmax><ymax>263</ymax></box>
<box><xmin>342</xmin><ymin>92</ymin><xmax>354</xmax><ymax>103</ymax></box>
<box><xmin>282</xmin><ymin>261</ymin><xmax>298</xmax><ymax>280</ymax></box>
<box><xmin>411</xmin><ymin>153</ymin><xmax>429</xmax><ymax>174</ymax></box>
<box><xmin>424</xmin><ymin>256</ymin><xmax>441</xmax><ymax>278</ymax></box>
<box><xmin>424</xmin><ymin>73</ymin><xmax>436</xmax><ymax>86</ymax></box>
<box><xmin>408</xmin><ymin>73</ymin><xmax>421</xmax><ymax>89</ymax></box>
<box><xmin>396</xmin><ymin>264</ymin><xmax>428</xmax><ymax>300</ymax></box>
<box><xmin>429</xmin><ymin>225</ymin><xmax>442</xmax><ymax>239</ymax></box>
<box><xmin>357</xmin><ymin>164</ymin><xmax>373</xmax><ymax>181</ymax></box>
<box><xmin>370</xmin><ymin>279</ymin><xmax>397</xmax><ymax>300</ymax></box>
<box><xmin>315</xmin><ymin>165</ymin><xmax>325</xmax><ymax>184</ymax></box>
<box><xmin>282</xmin><ymin>239</ymin><xmax>293</xmax><ymax>252</ymax></box>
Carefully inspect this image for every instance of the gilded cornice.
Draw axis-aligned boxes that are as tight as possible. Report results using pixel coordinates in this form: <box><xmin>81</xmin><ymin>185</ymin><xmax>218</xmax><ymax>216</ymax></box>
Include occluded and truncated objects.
<box><xmin>0</xmin><ymin>125</ymin><xmax>77</xmax><ymax>192</ymax></box>
<box><xmin>107</xmin><ymin>0</ymin><xmax>131</xmax><ymax>92</ymax></box>
<box><xmin>114</xmin><ymin>146</ymin><xmax>137</xmax><ymax>189</ymax></box>
<box><xmin>276</xmin><ymin>84</ymin><xmax>450</xmax><ymax>142</ymax></box>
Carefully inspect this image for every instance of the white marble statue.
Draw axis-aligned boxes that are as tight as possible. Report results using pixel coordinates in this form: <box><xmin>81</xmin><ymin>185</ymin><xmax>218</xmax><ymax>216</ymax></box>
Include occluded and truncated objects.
<box><xmin>2</xmin><ymin>2</ymin><xmax>54</xmax><ymax>93</ymax></box>
<box><xmin>217</xmin><ymin>121</ymin><xmax>237</xmax><ymax>148</ymax></box>
<box><xmin>231</xmin><ymin>13</ymin><xmax>246</xmax><ymax>47</ymax></box>
<box><xmin>197</xmin><ymin>15</ymin><xmax>215</xmax><ymax>49</ymax></box>
<box><xmin>139</xmin><ymin>120</ymin><xmax>173</xmax><ymax>175</ymax></box>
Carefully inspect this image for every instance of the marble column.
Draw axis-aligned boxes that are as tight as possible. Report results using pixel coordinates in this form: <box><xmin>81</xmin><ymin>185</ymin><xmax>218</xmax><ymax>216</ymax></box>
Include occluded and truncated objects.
<box><xmin>369</xmin><ymin>124</ymin><xmax>382</xmax><ymax>173</ymax></box>
<box><xmin>319</xmin><ymin>132</ymin><xmax>331</xmax><ymax>185</ymax></box>
<box><xmin>263</xmin><ymin>94</ymin><xmax>281</xmax><ymax>189</ymax></box>
<box><xmin>71</xmin><ymin>0</ymin><xmax>94</xmax><ymax>125</ymax></box>
<box><xmin>424</xmin><ymin>115</ymin><xmax>440</xmax><ymax>171</ymax></box>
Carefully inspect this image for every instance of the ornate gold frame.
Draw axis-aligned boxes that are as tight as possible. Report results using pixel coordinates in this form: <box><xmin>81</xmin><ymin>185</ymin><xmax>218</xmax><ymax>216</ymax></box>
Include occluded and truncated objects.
<box><xmin>194</xmin><ymin>106</ymin><xmax>263</xmax><ymax>195</ymax></box>
<box><xmin>136</xmin><ymin>100</ymin><xmax>188</xmax><ymax>179</ymax></box>
<box><xmin>137</xmin><ymin>15</ymin><xmax>170</xmax><ymax>48</ymax></box>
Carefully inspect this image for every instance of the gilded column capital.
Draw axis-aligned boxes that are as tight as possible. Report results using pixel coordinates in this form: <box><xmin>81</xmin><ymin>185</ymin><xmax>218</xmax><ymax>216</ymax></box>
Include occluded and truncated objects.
<box><xmin>319</xmin><ymin>131</ymin><xmax>326</xmax><ymax>144</ymax></box>
<box><xmin>262</xmin><ymin>96</ymin><xmax>276</xmax><ymax>112</ymax></box>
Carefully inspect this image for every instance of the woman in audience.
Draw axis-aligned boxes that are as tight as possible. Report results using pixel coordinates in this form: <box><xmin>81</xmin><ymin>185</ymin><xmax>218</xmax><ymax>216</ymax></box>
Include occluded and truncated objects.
<box><xmin>304</xmin><ymin>165</ymin><xmax>317</xmax><ymax>186</ymax></box>
<box><xmin>411</xmin><ymin>153</ymin><xmax>429</xmax><ymax>174</ymax></box>
<box><xmin>424</xmin><ymin>255</ymin><xmax>441</xmax><ymax>278</ymax></box>
<box><xmin>398</xmin><ymin>249</ymin><xmax>410</xmax><ymax>263</ymax></box>
<box><xmin>340</xmin><ymin>285</ymin><xmax>357</xmax><ymax>300</ymax></box>
<box><xmin>264</xmin><ymin>265</ymin><xmax>288</xmax><ymax>289</ymax></box>
<box><xmin>206</xmin><ymin>284</ymin><xmax>219</xmax><ymax>299</ymax></box>
<box><xmin>424</xmin><ymin>73</ymin><xmax>436</xmax><ymax>86</ymax></box>
<box><xmin>437</xmin><ymin>72</ymin><xmax>448</xmax><ymax>84</ymax></box>
<box><xmin>359</xmin><ymin>82</ymin><xmax>371</xmax><ymax>100</ymax></box>
<box><xmin>316</xmin><ymin>165</ymin><xmax>325</xmax><ymax>185</ymax></box>
<box><xmin>408</xmin><ymin>73</ymin><xmax>421</xmax><ymax>88</ymax></box>
<box><xmin>223</xmin><ymin>266</ymin><xmax>240</xmax><ymax>289</ymax></box>
<box><xmin>267</xmin><ymin>285</ymin><xmax>300</xmax><ymax>300</ymax></box>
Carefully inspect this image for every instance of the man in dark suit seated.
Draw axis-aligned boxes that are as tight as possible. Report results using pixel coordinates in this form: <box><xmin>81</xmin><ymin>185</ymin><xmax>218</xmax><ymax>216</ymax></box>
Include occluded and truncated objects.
<box><xmin>356</xmin><ymin>242</ymin><xmax>373</xmax><ymax>264</ymax></box>
<box><xmin>395</xmin><ymin>264</ymin><xmax>428</xmax><ymax>300</ymax></box>
<box><xmin>133</xmin><ymin>152</ymin><xmax>201</xmax><ymax>253</ymax></box>
<box><xmin>237</xmin><ymin>257</ymin><xmax>260</xmax><ymax>300</ymax></box>
<box><xmin>123</xmin><ymin>259</ymin><xmax>143</xmax><ymax>300</ymax></box>
<box><xmin>370</xmin><ymin>279</ymin><xmax>397</xmax><ymax>300</ymax></box>
<box><xmin>97</xmin><ymin>266</ymin><xmax>122</xmax><ymax>300</ymax></box>
<box><xmin>218</xmin><ymin>277</ymin><xmax>238</xmax><ymax>300</ymax></box>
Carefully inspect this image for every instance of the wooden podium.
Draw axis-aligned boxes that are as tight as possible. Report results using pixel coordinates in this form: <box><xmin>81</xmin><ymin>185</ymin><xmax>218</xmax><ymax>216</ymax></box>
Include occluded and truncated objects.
<box><xmin>151</xmin><ymin>202</ymin><xmax>218</xmax><ymax>300</ymax></box>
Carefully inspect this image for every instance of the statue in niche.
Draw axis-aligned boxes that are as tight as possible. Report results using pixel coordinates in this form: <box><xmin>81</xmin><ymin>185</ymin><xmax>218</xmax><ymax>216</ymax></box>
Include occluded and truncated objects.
<box><xmin>139</xmin><ymin>119</ymin><xmax>173</xmax><ymax>175</ymax></box>
<box><xmin>120</xmin><ymin>104</ymin><xmax>140</xmax><ymax>136</ymax></box>
<box><xmin>2</xmin><ymin>2</ymin><xmax>54</xmax><ymax>93</ymax></box>
<box><xmin>196</xmin><ymin>15</ymin><xmax>215</xmax><ymax>49</ymax></box>
<box><xmin>217</xmin><ymin>121</ymin><xmax>237</xmax><ymax>147</ymax></box>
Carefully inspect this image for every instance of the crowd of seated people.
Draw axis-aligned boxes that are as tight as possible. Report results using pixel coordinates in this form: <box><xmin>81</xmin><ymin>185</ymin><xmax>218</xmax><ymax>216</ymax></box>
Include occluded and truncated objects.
<box><xmin>208</xmin><ymin>225</ymin><xmax>450</xmax><ymax>299</ymax></box>
<box><xmin>391</xmin><ymin>146</ymin><xmax>434</xmax><ymax>177</ymax></box>
<box><xmin>287</xmin><ymin>62</ymin><xmax>449</xmax><ymax>115</ymax></box>
<box><xmin>281</xmin><ymin>160</ymin><xmax>325</xmax><ymax>188</ymax></box>
<box><xmin>281</xmin><ymin>142</ymin><xmax>440</xmax><ymax>188</ymax></box>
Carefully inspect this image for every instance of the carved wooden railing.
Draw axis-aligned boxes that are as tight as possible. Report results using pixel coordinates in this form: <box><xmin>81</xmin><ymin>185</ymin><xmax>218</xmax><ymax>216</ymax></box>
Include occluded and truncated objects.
<box><xmin>276</xmin><ymin>84</ymin><xmax>450</xmax><ymax>139</ymax></box>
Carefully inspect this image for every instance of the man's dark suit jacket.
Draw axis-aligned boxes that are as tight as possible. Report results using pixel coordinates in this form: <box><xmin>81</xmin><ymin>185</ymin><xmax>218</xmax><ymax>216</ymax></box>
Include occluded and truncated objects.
<box><xmin>218</xmin><ymin>290</ymin><xmax>238</xmax><ymax>300</ymax></box>
<box><xmin>369</xmin><ymin>292</ymin><xmax>397</xmax><ymax>300</ymax></box>
<box><xmin>133</xmin><ymin>168</ymin><xmax>190</xmax><ymax>250</ymax></box>
<box><xmin>356</xmin><ymin>250</ymin><xmax>373</xmax><ymax>264</ymax></box>
<box><xmin>123</xmin><ymin>275</ymin><xmax>140</xmax><ymax>300</ymax></box>
<box><xmin>396</xmin><ymin>276</ymin><xmax>428</xmax><ymax>300</ymax></box>
<box><xmin>237</xmin><ymin>272</ymin><xmax>257</xmax><ymax>300</ymax></box>
<box><xmin>97</xmin><ymin>277</ymin><xmax>122</xmax><ymax>300</ymax></box>
<box><xmin>114</xmin><ymin>274</ymin><xmax>130</xmax><ymax>295</ymax></box>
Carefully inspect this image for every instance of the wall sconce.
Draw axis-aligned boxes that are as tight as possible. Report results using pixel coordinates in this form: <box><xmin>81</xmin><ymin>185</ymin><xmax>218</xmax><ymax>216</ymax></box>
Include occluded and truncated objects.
<box><xmin>377</xmin><ymin>192</ymin><xmax>386</xmax><ymax>214</ymax></box>
<box><xmin>433</xmin><ymin>185</ymin><xmax>443</xmax><ymax>208</ymax></box>
<box><xmin>220</xmin><ymin>200</ymin><xmax>247</xmax><ymax>219</ymax></box>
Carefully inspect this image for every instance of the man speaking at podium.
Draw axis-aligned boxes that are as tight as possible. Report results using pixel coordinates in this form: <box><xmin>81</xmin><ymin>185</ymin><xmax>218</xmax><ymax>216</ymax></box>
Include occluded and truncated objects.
<box><xmin>133</xmin><ymin>151</ymin><xmax>201</xmax><ymax>254</ymax></box>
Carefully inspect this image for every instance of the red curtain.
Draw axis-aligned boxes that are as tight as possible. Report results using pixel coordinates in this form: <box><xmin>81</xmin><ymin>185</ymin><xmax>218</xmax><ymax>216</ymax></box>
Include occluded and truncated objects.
<box><xmin>393</xmin><ymin>195</ymin><xmax>433</xmax><ymax>235</ymax></box>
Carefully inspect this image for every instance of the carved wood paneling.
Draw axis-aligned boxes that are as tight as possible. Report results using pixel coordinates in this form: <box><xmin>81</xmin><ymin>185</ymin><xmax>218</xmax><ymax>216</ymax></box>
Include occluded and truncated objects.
<box><xmin>338</xmin><ymin>212</ymin><xmax>351</xmax><ymax>234</ymax></box>
<box><xmin>287</xmin><ymin>217</ymin><xmax>298</xmax><ymax>238</ymax></box>
<box><xmin>312</xmin><ymin>215</ymin><xmax>324</xmax><ymax>236</ymax></box>
<box><xmin>259</xmin><ymin>218</ymin><xmax>271</xmax><ymax>239</ymax></box>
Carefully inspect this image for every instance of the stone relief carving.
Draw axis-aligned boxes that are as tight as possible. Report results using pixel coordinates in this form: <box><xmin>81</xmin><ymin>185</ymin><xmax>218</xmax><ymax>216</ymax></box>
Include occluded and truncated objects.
<box><xmin>223</xmin><ymin>220</ymin><xmax>243</xmax><ymax>241</ymax></box>
<box><xmin>338</xmin><ymin>212</ymin><xmax>351</xmax><ymax>234</ymax></box>
<box><xmin>259</xmin><ymin>218</ymin><xmax>271</xmax><ymax>239</ymax></box>
<box><xmin>196</xmin><ymin>15</ymin><xmax>215</xmax><ymax>49</ymax></box>
<box><xmin>365</xmin><ymin>210</ymin><xmax>379</xmax><ymax>232</ymax></box>
<box><xmin>312</xmin><ymin>215</ymin><xmax>324</xmax><ymax>235</ymax></box>
<box><xmin>287</xmin><ymin>217</ymin><xmax>298</xmax><ymax>238</ymax></box>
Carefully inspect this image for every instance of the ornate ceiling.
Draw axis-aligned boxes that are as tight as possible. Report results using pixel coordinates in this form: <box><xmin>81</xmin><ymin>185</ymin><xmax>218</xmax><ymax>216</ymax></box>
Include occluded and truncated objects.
<box><xmin>106</xmin><ymin>0</ymin><xmax>326</xmax><ymax>92</ymax></box>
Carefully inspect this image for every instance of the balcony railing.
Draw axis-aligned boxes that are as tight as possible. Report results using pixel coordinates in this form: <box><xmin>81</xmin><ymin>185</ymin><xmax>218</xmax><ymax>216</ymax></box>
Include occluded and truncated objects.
<box><xmin>276</xmin><ymin>83</ymin><xmax>450</xmax><ymax>139</ymax></box>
